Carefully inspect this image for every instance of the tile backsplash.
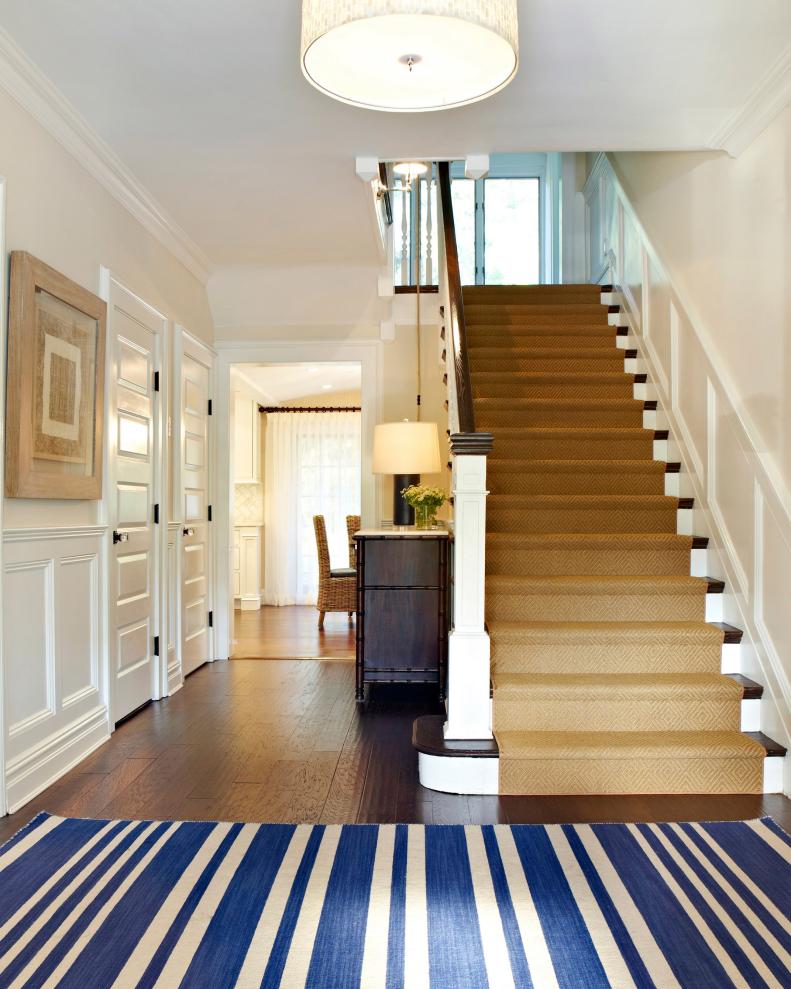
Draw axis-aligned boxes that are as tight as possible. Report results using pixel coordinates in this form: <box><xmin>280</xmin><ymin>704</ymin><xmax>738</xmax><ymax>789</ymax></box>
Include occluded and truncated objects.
<box><xmin>234</xmin><ymin>483</ymin><xmax>264</xmax><ymax>525</ymax></box>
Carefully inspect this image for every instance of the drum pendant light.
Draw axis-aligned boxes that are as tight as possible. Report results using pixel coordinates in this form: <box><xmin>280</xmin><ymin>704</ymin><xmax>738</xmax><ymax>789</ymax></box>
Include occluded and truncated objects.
<box><xmin>300</xmin><ymin>1</ymin><xmax>519</xmax><ymax>112</ymax></box>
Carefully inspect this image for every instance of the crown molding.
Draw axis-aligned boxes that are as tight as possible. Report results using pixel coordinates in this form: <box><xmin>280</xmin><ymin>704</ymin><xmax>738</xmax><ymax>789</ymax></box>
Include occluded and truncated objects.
<box><xmin>0</xmin><ymin>27</ymin><xmax>213</xmax><ymax>283</ymax></box>
<box><xmin>709</xmin><ymin>44</ymin><xmax>791</xmax><ymax>157</ymax></box>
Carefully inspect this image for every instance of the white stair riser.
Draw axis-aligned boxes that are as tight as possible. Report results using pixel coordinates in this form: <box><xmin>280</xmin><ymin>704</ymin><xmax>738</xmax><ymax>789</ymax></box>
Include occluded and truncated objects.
<box><xmin>741</xmin><ymin>698</ymin><xmax>761</xmax><ymax>732</ymax></box>
<box><xmin>721</xmin><ymin>642</ymin><xmax>741</xmax><ymax>674</ymax></box>
<box><xmin>764</xmin><ymin>757</ymin><xmax>783</xmax><ymax>793</ymax></box>
<box><xmin>705</xmin><ymin>592</ymin><xmax>723</xmax><ymax>622</ymax></box>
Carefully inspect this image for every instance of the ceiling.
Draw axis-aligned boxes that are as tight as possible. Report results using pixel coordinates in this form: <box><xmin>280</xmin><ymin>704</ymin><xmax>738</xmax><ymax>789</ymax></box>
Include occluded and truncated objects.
<box><xmin>232</xmin><ymin>363</ymin><xmax>362</xmax><ymax>405</ymax></box>
<box><xmin>0</xmin><ymin>1</ymin><xmax>788</xmax><ymax>268</ymax></box>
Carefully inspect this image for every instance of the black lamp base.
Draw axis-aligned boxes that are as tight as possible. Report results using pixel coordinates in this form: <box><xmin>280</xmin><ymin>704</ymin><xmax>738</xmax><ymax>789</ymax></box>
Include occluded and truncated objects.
<box><xmin>393</xmin><ymin>473</ymin><xmax>420</xmax><ymax>526</ymax></box>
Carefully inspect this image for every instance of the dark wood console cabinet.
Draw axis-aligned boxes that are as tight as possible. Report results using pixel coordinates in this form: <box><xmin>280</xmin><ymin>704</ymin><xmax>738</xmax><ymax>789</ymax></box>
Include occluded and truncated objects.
<box><xmin>354</xmin><ymin>529</ymin><xmax>449</xmax><ymax>701</ymax></box>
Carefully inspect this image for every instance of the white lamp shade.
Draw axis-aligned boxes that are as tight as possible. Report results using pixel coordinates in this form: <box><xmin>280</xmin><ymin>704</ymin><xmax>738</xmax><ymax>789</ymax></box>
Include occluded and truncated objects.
<box><xmin>301</xmin><ymin>1</ymin><xmax>519</xmax><ymax>112</ymax></box>
<box><xmin>372</xmin><ymin>421</ymin><xmax>442</xmax><ymax>474</ymax></box>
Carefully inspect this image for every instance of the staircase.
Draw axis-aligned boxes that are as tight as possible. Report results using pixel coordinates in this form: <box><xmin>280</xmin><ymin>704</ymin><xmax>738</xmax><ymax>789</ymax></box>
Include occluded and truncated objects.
<box><xmin>466</xmin><ymin>283</ymin><xmax>768</xmax><ymax>795</ymax></box>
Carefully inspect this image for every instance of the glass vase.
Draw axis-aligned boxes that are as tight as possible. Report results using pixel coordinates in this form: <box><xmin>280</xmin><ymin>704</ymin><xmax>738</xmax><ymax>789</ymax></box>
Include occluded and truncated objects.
<box><xmin>414</xmin><ymin>505</ymin><xmax>436</xmax><ymax>529</ymax></box>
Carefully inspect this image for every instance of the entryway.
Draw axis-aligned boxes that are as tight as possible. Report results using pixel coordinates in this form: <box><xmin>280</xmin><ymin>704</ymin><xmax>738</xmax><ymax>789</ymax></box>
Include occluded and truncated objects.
<box><xmin>227</xmin><ymin>361</ymin><xmax>362</xmax><ymax>660</ymax></box>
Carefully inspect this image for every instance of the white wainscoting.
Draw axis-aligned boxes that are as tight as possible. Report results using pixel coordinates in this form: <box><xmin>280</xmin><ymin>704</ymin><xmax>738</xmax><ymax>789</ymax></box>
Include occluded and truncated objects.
<box><xmin>2</xmin><ymin>525</ymin><xmax>110</xmax><ymax>812</ymax></box>
<box><xmin>585</xmin><ymin>154</ymin><xmax>791</xmax><ymax>795</ymax></box>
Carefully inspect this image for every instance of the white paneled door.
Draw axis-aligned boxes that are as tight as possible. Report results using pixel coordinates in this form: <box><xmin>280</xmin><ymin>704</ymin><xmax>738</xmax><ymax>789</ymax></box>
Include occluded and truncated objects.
<box><xmin>107</xmin><ymin>278</ymin><xmax>166</xmax><ymax>724</ymax></box>
<box><xmin>177</xmin><ymin>331</ymin><xmax>214</xmax><ymax>676</ymax></box>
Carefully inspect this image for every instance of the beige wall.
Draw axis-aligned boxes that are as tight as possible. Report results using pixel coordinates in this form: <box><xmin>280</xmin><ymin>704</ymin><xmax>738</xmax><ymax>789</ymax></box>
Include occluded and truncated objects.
<box><xmin>609</xmin><ymin>108</ymin><xmax>791</xmax><ymax>486</ymax></box>
<box><xmin>0</xmin><ymin>88</ymin><xmax>215</xmax><ymax>529</ymax></box>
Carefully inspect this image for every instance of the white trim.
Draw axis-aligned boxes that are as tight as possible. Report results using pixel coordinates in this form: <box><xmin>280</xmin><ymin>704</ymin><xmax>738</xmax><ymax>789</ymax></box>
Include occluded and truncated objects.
<box><xmin>214</xmin><ymin>338</ymin><xmax>383</xmax><ymax>661</ymax></box>
<box><xmin>3</xmin><ymin>525</ymin><xmax>108</xmax><ymax>543</ymax></box>
<box><xmin>418</xmin><ymin>752</ymin><xmax>498</xmax><ymax>795</ymax></box>
<box><xmin>0</xmin><ymin>27</ymin><xmax>212</xmax><ymax>283</ymax></box>
<box><xmin>709</xmin><ymin>44</ymin><xmax>791</xmax><ymax>157</ymax></box>
<box><xmin>0</xmin><ymin>174</ymin><xmax>7</xmax><ymax>816</ymax></box>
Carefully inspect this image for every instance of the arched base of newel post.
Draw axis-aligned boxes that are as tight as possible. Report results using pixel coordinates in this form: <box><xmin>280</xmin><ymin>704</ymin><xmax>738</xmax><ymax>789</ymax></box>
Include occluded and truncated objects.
<box><xmin>413</xmin><ymin>715</ymin><xmax>499</xmax><ymax>795</ymax></box>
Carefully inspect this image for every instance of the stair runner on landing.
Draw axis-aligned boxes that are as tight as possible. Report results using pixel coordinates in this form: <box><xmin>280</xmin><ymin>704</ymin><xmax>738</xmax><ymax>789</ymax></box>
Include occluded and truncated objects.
<box><xmin>467</xmin><ymin>283</ymin><xmax>765</xmax><ymax>795</ymax></box>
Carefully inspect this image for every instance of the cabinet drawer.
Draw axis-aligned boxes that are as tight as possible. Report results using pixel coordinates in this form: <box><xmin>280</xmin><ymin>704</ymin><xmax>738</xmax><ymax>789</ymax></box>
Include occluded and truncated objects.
<box><xmin>362</xmin><ymin>588</ymin><xmax>440</xmax><ymax>671</ymax></box>
<box><xmin>361</xmin><ymin>538</ymin><xmax>441</xmax><ymax>587</ymax></box>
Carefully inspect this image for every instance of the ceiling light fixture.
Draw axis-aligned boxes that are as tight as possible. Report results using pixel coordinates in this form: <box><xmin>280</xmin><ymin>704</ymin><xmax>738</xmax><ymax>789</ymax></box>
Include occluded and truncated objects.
<box><xmin>300</xmin><ymin>1</ymin><xmax>519</xmax><ymax>113</ymax></box>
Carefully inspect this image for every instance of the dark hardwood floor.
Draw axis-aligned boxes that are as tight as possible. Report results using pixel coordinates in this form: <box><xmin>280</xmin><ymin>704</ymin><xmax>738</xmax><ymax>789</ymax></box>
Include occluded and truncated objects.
<box><xmin>232</xmin><ymin>605</ymin><xmax>355</xmax><ymax>660</ymax></box>
<box><xmin>1</xmin><ymin>658</ymin><xmax>788</xmax><ymax>844</ymax></box>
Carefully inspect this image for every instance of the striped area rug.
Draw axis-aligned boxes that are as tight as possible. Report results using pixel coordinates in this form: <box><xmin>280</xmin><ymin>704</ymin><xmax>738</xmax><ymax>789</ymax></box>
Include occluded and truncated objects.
<box><xmin>0</xmin><ymin>814</ymin><xmax>789</xmax><ymax>988</ymax></box>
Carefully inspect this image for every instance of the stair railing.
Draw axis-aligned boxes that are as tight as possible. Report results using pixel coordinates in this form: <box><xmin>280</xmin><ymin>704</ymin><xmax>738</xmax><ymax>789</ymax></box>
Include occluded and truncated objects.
<box><xmin>436</xmin><ymin>161</ymin><xmax>494</xmax><ymax>741</ymax></box>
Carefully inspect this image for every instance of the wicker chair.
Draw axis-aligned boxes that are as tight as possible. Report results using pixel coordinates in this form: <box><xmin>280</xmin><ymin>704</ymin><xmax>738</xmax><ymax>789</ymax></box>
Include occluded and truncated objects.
<box><xmin>346</xmin><ymin>514</ymin><xmax>361</xmax><ymax>569</ymax></box>
<box><xmin>313</xmin><ymin>515</ymin><xmax>357</xmax><ymax>629</ymax></box>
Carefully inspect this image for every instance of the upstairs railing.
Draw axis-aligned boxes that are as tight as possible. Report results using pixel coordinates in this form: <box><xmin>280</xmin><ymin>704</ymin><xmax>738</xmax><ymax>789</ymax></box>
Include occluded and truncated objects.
<box><xmin>435</xmin><ymin>161</ymin><xmax>493</xmax><ymax>742</ymax></box>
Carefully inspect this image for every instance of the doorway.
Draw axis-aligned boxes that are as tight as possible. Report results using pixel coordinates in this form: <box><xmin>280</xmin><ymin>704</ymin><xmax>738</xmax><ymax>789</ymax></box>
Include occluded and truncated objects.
<box><xmin>228</xmin><ymin>361</ymin><xmax>362</xmax><ymax>660</ymax></box>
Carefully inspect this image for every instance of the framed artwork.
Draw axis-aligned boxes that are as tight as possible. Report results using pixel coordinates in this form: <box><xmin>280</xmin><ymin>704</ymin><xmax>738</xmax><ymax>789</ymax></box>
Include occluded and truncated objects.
<box><xmin>5</xmin><ymin>252</ymin><xmax>107</xmax><ymax>499</ymax></box>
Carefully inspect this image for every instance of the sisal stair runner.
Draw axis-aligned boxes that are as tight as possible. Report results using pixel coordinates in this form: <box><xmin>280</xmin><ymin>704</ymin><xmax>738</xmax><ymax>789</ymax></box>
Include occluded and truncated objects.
<box><xmin>467</xmin><ymin>283</ymin><xmax>765</xmax><ymax>795</ymax></box>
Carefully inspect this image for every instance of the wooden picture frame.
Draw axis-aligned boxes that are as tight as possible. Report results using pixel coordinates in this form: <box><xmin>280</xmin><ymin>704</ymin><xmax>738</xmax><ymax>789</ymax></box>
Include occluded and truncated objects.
<box><xmin>5</xmin><ymin>252</ymin><xmax>107</xmax><ymax>499</ymax></box>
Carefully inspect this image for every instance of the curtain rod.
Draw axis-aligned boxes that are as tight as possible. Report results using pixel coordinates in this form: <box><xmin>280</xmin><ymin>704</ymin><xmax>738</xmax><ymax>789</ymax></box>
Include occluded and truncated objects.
<box><xmin>258</xmin><ymin>405</ymin><xmax>361</xmax><ymax>414</ymax></box>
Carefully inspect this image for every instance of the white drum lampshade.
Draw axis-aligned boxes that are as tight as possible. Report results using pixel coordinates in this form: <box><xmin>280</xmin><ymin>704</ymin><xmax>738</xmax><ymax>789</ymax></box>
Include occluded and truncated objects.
<box><xmin>300</xmin><ymin>1</ymin><xmax>519</xmax><ymax>112</ymax></box>
<box><xmin>373</xmin><ymin>420</ymin><xmax>442</xmax><ymax>524</ymax></box>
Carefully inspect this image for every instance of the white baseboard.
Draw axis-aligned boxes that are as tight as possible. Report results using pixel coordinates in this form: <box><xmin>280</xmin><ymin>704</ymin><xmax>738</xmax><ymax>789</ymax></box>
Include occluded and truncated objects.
<box><xmin>5</xmin><ymin>706</ymin><xmax>109</xmax><ymax>813</ymax></box>
<box><xmin>418</xmin><ymin>753</ymin><xmax>499</xmax><ymax>795</ymax></box>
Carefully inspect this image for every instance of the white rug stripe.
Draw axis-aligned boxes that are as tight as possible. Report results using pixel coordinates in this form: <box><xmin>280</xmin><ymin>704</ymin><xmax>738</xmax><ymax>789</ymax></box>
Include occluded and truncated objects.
<box><xmin>690</xmin><ymin>824</ymin><xmax>791</xmax><ymax>936</ymax></box>
<box><xmin>747</xmin><ymin>820</ymin><xmax>791</xmax><ymax>864</ymax></box>
<box><xmin>0</xmin><ymin>815</ymin><xmax>62</xmax><ymax>872</ymax></box>
<box><xmin>278</xmin><ymin>825</ymin><xmax>342</xmax><ymax>987</ymax></box>
<box><xmin>359</xmin><ymin>824</ymin><xmax>396</xmax><ymax>989</ymax></box>
<box><xmin>669</xmin><ymin>824</ymin><xmax>791</xmax><ymax>971</ymax></box>
<box><xmin>0</xmin><ymin>821</ymin><xmax>117</xmax><ymax>941</ymax></box>
<box><xmin>547</xmin><ymin>826</ymin><xmax>636</xmax><ymax>989</ymax></box>
<box><xmin>234</xmin><ymin>825</ymin><xmax>314</xmax><ymax>989</ymax></box>
<box><xmin>403</xmin><ymin>824</ymin><xmax>430</xmax><ymax>989</ymax></box>
<box><xmin>39</xmin><ymin>823</ymin><xmax>181</xmax><ymax>989</ymax></box>
<box><xmin>109</xmin><ymin>822</ymin><xmax>234</xmax><ymax>989</ymax></box>
<box><xmin>151</xmin><ymin>824</ymin><xmax>258</xmax><ymax>989</ymax></box>
<box><xmin>626</xmin><ymin>824</ymin><xmax>752</xmax><ymax>989</ymax></box>
<box><xmin>647</xmin><ymin>825</ymin><xmax>784</xmax><ymax>989</ymax></box>
<box><xmin>492</xmin><ymin>826</ymin><xmax>559</xmax><ymax>989</ymax></box>
<box><xmin>464</xmin><ymin>826</ymin><xmax>515</xmax><ymax>989</ymax></box>
<box><xmin>0</xmin><ymin>821</ymin><xmax>148</xmax><ymax>981</ymax></box>
<box><xmin>576</xmin><ymin>825</ymin><xmax>681</xmax><ymax>989</ymax></box>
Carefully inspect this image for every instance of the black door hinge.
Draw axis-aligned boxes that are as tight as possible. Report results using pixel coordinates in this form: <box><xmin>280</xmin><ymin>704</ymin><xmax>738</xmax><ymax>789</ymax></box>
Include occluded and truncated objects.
<box><xmin>208</xmin><ymin>505</ymin><xmax>213</xmax><ymax>522</ymax></box>
<box><xmin>208</xmin><ymin>610</ymin><xmax>214</xmax><ymax>628</ymax></box>
<box><xmin>207</xmin><ymin>399</ymin><xmax>213</xmax><ymax>416</ymax></box>
<box><xmin>153</xmin><ymin>635</ymin><xmax>160</xmax><ymax>657</ymax></box>
<box><xmin>154</xmin><ymin>370</ymin><xmax>160</xmax><ymax>392</ymax></box>
<box><xmin>153</xmin><ymin>503</ymin><xmax>160</xmax><ymax>524</ymax></box>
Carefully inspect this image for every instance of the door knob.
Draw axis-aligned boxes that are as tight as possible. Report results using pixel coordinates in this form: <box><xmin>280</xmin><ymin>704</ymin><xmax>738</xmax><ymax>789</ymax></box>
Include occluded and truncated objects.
<box><xmin>112</xmin><ymin>530</ymin><xmax>129</xmax><ymax>544</ymax></box>
<box><xmin>183</xmin><ymin>527</ymin><xmax>195</xmax><ymax>537</ymax></box>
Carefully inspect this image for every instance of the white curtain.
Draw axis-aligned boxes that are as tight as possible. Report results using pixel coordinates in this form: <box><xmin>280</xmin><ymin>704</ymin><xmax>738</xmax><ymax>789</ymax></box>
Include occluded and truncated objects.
<box><xmin>263</xmin><ymin>411</ymin><xmax>361</xmax><ymax>606</ymax></box>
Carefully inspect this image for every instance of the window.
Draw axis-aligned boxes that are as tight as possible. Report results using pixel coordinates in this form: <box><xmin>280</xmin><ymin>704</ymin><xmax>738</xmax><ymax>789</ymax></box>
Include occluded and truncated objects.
<box><xmin>483</xmin><ymin>178</ymin><xmax>540</xmax><ymax>285</ymax></box>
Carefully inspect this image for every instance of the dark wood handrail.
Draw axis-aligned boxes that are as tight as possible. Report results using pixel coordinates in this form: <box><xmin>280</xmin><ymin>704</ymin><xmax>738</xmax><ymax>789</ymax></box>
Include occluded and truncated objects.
<box><xmin>437</xmin><ymin>161</ymin><xmax>476</xmax><ymax>437</ymax></box>
<box><xmin>258</xmin><ymin>406</ymin><xmax>361</xmax><ymax>413</ymax></box>
<box><xmin>378</xmin><ymin>162</ymin><xmax>393</xmax><ymax>227</ymax></box>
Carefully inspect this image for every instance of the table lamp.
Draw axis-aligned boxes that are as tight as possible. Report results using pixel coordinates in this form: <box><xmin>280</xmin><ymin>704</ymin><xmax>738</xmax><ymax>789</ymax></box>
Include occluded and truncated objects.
<box><xmin>373</xmin><ymin>420</ymin><xmax>442</xmax><ymax>525</ymax></box>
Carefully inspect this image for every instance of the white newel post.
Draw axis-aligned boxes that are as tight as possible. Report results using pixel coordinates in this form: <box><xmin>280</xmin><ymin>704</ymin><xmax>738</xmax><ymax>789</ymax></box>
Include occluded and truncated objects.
<box><xmin>444</xmin><ymin>441</ymin><xmax>492</xmax><ymax>740</ymax></box>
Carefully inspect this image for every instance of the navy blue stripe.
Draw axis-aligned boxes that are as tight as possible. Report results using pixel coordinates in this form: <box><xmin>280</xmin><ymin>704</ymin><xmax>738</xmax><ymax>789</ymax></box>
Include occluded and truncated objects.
<box><xmin>511</xmin><ymin>825</ymin><xmax>610</xmax><ymax>989</ymax></box>
<box><xmin>52</xmin><ymin>821</ymin><xmax>217</xmax><ymax>989</ymax></box>
<box><xmin>0</xmin><ymin>818</ymin><xmax>111</xmax><ymax>926</ymax></box>
<box><xmin>481</xmin><ymin>826</ymin><xmax>533</xmax><ymax>988</ymax></box>
<box><xmin>561</xmin><ymin>825</ymin><xmax>657</xmax><ymax>989</ymax></box>
<box><xmin>179</xmin><ymin>824</ymin><xmax>296</xmax><ymax>988</ymax></box>
<box><xmin>678</xmin><ymin>823</ymin><xmax>791</xmax><ymax>956</ymax></box>
<box><xmin>425</xmin><ymin>825</ymin><xmax>488</xmax><ymax>989</ymax></box>
<box><xmin>306</xmin><ymin>825</ymin><xmax>378</xmax><ymax>988</ymax></box>
<box><xmin>758</xmin><ymin>816</ymin><xmax>791</xmax><ymax>848</ymax></box>
<box><xmin>701</xmin><ymin>821</ymin><xmax>791</xmax><ymax>915</ymax></box>
<box><xmin>592</xmin><ymin>824</ymin><xmax>735</xmax><ymax>989</ymax></box>
<box><xmin>4</xmin><ymin>821</ymin><xmax>168</xmax><ymax>989</ymax></box>
<box><xmin>657</xmin><ymin>823</ymin><xmax>789</xmax><ymax>986</ymax></box>
<box><xmin>261</xmin><ymin>825</ymin><xmax>325</xmax><ymax>989</ymax></box>
<box><xmin>385</xmin><ymin>824</ymin><xmax>408</xmax><ymax>989</ymax></box>
<box><xmin>0</xmin><ymin>812</ymin><xmax>53</xmax><ymax>856</ymax></box>
<box><xmin>137</xmin><ymin>823</ymin><xmax>245</xmax><ymax>989</ymax></box>
<box><xmin>637</xmin><ymin>824</ymin><xmax>770</xmax><ymax>988</ymax></box>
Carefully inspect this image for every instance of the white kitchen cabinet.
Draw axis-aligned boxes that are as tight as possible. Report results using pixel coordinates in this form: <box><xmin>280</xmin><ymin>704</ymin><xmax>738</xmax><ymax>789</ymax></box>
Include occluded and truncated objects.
<box><xmin>233</xmin><ymin>525</ymin><xmax>262</xmax><ymax>610</ymax></box>
<box><xmin>233</xmin><ymin>394</ymin><xmax>260</xmax><ymax>483</ymax></box>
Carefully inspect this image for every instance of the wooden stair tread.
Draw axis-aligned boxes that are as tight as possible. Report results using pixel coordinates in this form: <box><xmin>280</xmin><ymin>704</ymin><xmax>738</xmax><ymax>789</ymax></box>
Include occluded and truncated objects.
<box><xmin>413</xmin><ymin>715</ymin><xmax>498</xmax><ymax>758</ymax></box>
<box><xmin>710</xmin><ymin>622</ymin><xmax>743</xmax><ymax>644</ymax></box>
<box><xmin>727</xmin><ymin>674</ymin><xmax>763</xmax><ymax>699</ymax></box>
<box><xmin>747</xmin><ymin>732</ymin><xmax>788</xmax><ymax>757</ymax></box>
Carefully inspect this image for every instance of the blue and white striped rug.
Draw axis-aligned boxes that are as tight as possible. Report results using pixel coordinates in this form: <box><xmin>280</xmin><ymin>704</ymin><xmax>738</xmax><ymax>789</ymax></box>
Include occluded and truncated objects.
<box><xmin>0</xmin><ymin>814</ymin><xmax>789</xmax><ymax>988</ymax></box>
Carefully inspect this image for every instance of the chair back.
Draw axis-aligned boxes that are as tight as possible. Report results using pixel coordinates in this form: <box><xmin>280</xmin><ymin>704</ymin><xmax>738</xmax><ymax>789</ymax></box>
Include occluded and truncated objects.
<box><xmin>346</xmin><ymin>514</ymin><xmax>361</xmax><ymax>568</ymax></box>
<box><xmin>313</xmin><ymin>515</ymin><xmax>331</xmax><ymax>579</ymax></box>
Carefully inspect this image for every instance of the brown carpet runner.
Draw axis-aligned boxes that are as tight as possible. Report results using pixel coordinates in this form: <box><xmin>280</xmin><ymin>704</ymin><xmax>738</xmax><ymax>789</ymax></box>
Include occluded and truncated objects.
<box><xmin>467</xmin><ymin>284</ymin><xmax>765</xmax><ymax>795</ymax></box>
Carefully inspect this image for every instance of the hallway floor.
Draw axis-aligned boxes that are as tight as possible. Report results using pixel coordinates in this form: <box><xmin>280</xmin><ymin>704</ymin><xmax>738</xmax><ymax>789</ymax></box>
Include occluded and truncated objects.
<box><xmin>231</xmin><ymin>605</ymin><xmax>356</xmax><ymax>659</ymax></box>
<box><xmin>1</xmin><ymin>659</ymin><xmax>789</xmax><ymax>844</ymax></box>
